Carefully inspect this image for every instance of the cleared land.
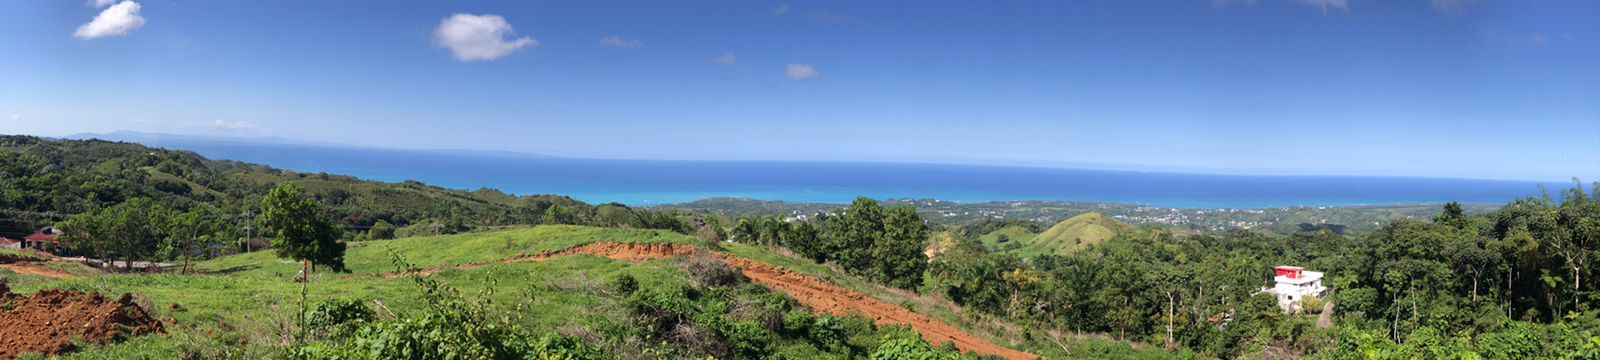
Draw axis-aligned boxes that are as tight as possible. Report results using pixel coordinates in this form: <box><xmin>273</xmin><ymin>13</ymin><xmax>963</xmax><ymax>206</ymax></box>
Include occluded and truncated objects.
<box><xmin>1</xmin><ymin>225</ymin><xmax>1149</xmax><ymax>358</ymax></box>
<box><xmin>981</xmin><ymin>212</ymin><xmax>1132</xmax><ymax>257</ymax></box>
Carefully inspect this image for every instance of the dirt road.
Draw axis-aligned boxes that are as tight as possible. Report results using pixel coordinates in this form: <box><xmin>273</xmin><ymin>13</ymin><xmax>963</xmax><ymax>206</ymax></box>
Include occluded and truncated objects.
<box><xmin>395</xmin><ymin>242</ymin><xmax>1037</xmax><ymax>360</ymax></box>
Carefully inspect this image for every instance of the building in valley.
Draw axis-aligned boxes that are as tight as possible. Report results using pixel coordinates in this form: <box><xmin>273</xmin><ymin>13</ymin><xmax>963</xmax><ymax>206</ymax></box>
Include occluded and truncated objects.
<box><xmin>1262</xmin><ymin>265</ymin><xmax>1328</xmax><ymax>313</ymax></box>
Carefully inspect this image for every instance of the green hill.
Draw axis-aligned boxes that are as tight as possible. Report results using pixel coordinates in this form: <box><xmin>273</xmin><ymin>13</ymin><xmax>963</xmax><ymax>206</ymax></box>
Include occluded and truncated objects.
<box><xmin>0</xmin><ymin>135</ymin><xmax>591</xmax><ymax>239</ymax></box>
<box><xmin>0</xmin><ymin>225</ymin><xmax>1176</xmax><ymax>359</ymax></box>
<box><xmin>980</xmin><ymin>212</ymin><xmax>1131</xmax><ymax>257</ymax></box>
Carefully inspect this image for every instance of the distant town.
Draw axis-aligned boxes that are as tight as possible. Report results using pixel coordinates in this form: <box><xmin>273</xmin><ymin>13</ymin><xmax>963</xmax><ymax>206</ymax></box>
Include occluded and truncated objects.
<box><xmin>659</xmin><ymin>198</ymin><xmax>1501</xmax><ymax>236</ymax></box>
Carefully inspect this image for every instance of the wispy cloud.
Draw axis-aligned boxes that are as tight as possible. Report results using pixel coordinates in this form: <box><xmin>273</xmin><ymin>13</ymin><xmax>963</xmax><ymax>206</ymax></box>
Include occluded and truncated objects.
<box><xmin>808</xmin><ymin>11</ymin><xmax>853</xmax><ymax>22</ymax></box>
<box><xmin>785</xmin><ymin>64</ymin><xmax>820</xmax><ymax>81</ymax></box>
<box><xmin>1430</xmin><ymin>0</ymin><xmax>1476</xmax><ymax>17</ymax></box>
<box><xmin>207</xmin><ymin>119</ymin><xmax>254</xmax><ymax>129</ymax></box>
<box><xmin>599</xmin><ymin>35</ymin><xmax>643</xmax><ymax>48</ymax></box>
<box><xmin>434</xmin><ymin>14</ymin><xmax>537</xmax><ymax>62</ymax></box>
<box><xmin>74</xmin><ymin>1</ymin><xmax>145</xmax><ymax>40</ymax></box>
<box><xmin>708</xmin><ymin>52</ymin><xmax>737</xmax><ymax>65</ymax></box>
<box><xmin>90</xmin><ymin>0</ymin><xmax>116</xmax><ymax>8</ymax></box>
<box><xmin>1300</xmin><ymin>0</ymin><xmax>1348</xmax><ymax>13</ymax></box>
<box><xmin>772</xmin><ymin>4</ymin><xmax>792</xmax><ymax>15</ymax></box>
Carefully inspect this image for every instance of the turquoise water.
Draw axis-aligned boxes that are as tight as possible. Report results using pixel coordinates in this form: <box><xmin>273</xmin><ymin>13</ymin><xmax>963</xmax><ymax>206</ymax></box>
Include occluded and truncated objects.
<box><xmin>122</xmin><ymin>137</ymin><xmax>1560</xmax><ymax>208</ymax></box>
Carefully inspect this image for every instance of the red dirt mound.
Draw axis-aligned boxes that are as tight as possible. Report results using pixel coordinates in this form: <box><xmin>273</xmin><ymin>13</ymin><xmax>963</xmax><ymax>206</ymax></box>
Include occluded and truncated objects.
<box><xmin>0</xmin><ymin>283</ymin><xmax>165</xmax><ymax>359</ymax></box>
<box><xmin>390</xmin><ymin>242</ymin><xmax>1036</xmax><ymax>359</ymax></box>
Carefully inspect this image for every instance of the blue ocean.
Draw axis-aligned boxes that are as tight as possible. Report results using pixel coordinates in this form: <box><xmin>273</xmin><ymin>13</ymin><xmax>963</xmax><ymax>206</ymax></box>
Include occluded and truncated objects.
<box><xmin>100</xmin><ymin>135</ymin><xmax>1561</xmax><ymax>208</ymax></box>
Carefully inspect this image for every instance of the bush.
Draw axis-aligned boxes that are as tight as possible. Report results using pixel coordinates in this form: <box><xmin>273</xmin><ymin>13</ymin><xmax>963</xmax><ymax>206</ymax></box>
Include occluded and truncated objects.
<box><xmin>682</xmin><ymin>255</ymin><xmax>747</xmax><ymax>289</ymax></box>
<box><xmin>306</xmin><ymin>298</ymin><xmax>374</xmax><ymax>340</ymax></box>
<box><xmin>1301</xmin><ymin>296</ymin><xmax>1324</xmax><ymax>314</ymax></box>
<box><xmin>610</xmin><ymin>273</ymin><xmax>639</xmax><ymax>295</ymax></box>
<box><xmin>282</xmin><ymin>253</ymin><xmax>603</xmax><ymax>360</ymax></box>
<box><xmin>870</xmin><ymin>337</ymin><xmax>965</xmax><ymax>360</ymax></box>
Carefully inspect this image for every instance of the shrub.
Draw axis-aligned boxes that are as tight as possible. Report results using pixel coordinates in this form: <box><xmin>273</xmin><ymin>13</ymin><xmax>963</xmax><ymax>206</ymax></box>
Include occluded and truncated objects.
<box><xmin>682</xmin><ymin>255</ymin><xmax>747</xmax><ymax>289</ymax></box>
<box><xmin>610</xmin><ymin>273</ymin><xmax>639</xmax><ymax>295</ymax></box>
<box><xmin>282</xmin><ymin>253</ymin><xmax>603</xmax><ymax>360</ymax></box>
<box><xmin>306</xmin><ymin>298</ymin><xmax>374</xmax><ymax>340</ymax></box>
<box><xmin>1301</xmin><ymin>296</ymin><xmax>1324</xmax><ymax>314</ymax></box>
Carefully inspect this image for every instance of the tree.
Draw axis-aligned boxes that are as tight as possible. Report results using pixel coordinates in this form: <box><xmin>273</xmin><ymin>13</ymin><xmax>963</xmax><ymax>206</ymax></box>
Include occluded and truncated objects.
<box><xmin>368</xmin><ymin>220</ymin><xmax>396</xmax><ymax>240</ymax></box>
<box><xmin>593</xmin><ymin>204</ymin><xmax>634</xmax><ymax>227</ymax></box>
<box><xmin>167</xmin><ymin>206</ymin><xmax>222</xmax><ymax>274</ymax></box>
<box><xmin>257</xmin><ymin>184</ymin><xmax>347</xmax><ymax>272</ymax></box>
<box><xmin>60</xmin><ymin>197</ymin><xmax>169</xmax><ymax>271</ymax></box>
<box><xmin>542</xmin><ymin>204</ymin><xmax>577</xmax><ymax>225</ymax></box>
<box><xmin>782</xmin><ymin>220</ymin><xmax>825</xmax><ymax>262</ymax></box>
<box><xmin>874</xmin><ymin>206</ymin><xmax>928</xmax><ymax>289</ymax></box>
<box><xmin>830</xmin><ymin>197</ymin><xmax>884</xmax><ymax>274</ymax></box>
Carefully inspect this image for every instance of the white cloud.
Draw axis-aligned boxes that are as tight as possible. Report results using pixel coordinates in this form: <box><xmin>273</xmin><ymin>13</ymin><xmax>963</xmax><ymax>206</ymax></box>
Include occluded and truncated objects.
<box><xmin>1300</xmin><ymin>0</ymin><xmax>1348</xmax><ymax>13</ymax></box>
<box><xmin>207</xmin><ymin>119</ymin><xmax>254</xmax><ymax>129</ymax></box>
<box><xmin>785</xmin><ymin>64</ymin><xmax>820</xmax><ymax>81</ymax></box>
<box><xmin>709</xmin><ymin>52</ymin><xmax>737</xmax><ymax>64</ymax></box>
<box><xmin>434</xmin><ymin>14</ymin><xmax>537</xmax><ymax>62</ymax></box>
<box><xmin>772</xmin><ymin>4</ymin><xmax>792</xmax><ymax>15</ymax></box>
<box><xmin>90</xmin><ymin>0</ymin><xmax>117</xmax><ymax>8</ymax></box>
<box><xmin>598</xmin><ymin>35</ymin><xmax>643</xmax><ymax>48</ymax></box>
<box><xmin>1430</xmin><ymin>0</ymin><xmax>1476</xmax><ymax>17</ymax></box>
<box><xmin>74</xmin><ymin>1</ymin><xmax>145</xmax><ymax>40</ymax></box>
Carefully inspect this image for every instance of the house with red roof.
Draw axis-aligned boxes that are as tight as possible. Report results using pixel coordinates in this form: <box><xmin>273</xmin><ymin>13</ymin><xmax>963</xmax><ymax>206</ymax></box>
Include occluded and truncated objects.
<box><xmin>0</xmin><ymin>237</ymin><xmax>19</xmax><ymax>250</ymax></box>
<box><xmin>22</xmin><ymin>227</ymin><xmax>64</xmax><ymax>252</ymax></box>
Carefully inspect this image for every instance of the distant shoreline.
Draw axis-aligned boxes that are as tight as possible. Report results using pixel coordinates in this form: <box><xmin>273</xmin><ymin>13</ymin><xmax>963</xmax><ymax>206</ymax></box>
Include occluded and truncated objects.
<box><xmin>57</xmin><ymin>132</ymin><xmax>1565</xmax><ymax>210</ymax></box>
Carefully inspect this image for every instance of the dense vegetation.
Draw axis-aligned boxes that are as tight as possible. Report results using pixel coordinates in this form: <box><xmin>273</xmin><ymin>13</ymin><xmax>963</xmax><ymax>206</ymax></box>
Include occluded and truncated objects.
<box><xmin>7</xmin><ymin>135</ymin><xmax>1596</xmax><ymax>358</ymax></box>
<box><xmin>728</xmin><ymin>197</ymin><xmax>930</xmax><ymax>290</ymax></box>
<box><xmin>0</xmin><ymin>135</ymin><xmax>619</xmax><ymax>241</ymax></box>
<box><xmin>0</xmin><ymin>136</ymin><xmax>708</xmax><ymax>265</ymax></box>
<box><xmin>921</xmin><ymin>183</ymin><xmax>1600</xmax><ymax>358</ymax></box>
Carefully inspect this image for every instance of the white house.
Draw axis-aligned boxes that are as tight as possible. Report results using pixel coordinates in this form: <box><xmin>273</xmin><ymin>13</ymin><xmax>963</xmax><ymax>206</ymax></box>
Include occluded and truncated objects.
<box><xmin>1262</xmin><ymin>266</ymin><xmax>1328</xmax><ymax>313</ymax></box>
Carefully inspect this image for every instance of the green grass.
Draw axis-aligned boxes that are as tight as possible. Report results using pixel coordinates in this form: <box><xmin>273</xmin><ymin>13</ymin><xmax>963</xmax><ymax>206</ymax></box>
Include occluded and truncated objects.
<box><xmin>979</xmin><ymin>212</ymin><xmax>1132</xmax><ymax>257</ymax></box>
<box><xmin>200</xmin><ymin>225</ymin><xmax>696</xmax><ymax>279</ymax></box>
<box><xmin>0</xmin><ymin>249</ymin><xmax>49</xmax><ymax>263</ymax></box>
<box><xmin>4</xmin><ymin>225</ymin><xmax>1176</xmax><ymax>359</ymax></box>
<box><xmin>977</xmin><ymin>225</ymin><xmax>1039</xmax><ymax>250</ymax></box>
<box><xmin>3</xmin><ymin>225</ymin><xmax>700</xmax><ymax>358</ymax></box>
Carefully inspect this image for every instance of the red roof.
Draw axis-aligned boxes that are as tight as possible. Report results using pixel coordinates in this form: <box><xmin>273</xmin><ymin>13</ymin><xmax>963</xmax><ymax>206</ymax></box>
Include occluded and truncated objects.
<box><xmin>0</xmin><ymin>237</ymin><xmax>18</xmax><ymax>246</ymax></box>
<box><xmin>24</xmin><ymin>233</ymin><xmax>58</xmax><ymax>243</ymax></box>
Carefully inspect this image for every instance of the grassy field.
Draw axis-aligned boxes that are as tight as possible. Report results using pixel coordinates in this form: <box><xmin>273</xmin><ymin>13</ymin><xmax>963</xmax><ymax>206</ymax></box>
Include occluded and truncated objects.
<box><xmin>3</xmin><ymin>225</ymin><xmax>703</xmax><ymax>358</ymax></box>
<box><xmin>979</xmin><ymin>212</ymin><xmax>1132</xmax><ymax>257</ymax></box>
<box><xmin>2</xmin><ymin>224</ymin><xmax>1173</xmax><ymax>359</ymax></box>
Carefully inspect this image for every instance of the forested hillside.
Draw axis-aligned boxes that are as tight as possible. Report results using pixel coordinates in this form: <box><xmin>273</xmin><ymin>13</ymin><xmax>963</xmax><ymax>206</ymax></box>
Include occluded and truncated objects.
<box><xmin>0</xmin><ymin>135</ymin><xmax>590</xmax><ymax>239</ymax></box>
<box><xmin>924</xmin><ymin>185</ymin><xmax>1600</xmax><ymax>358</ymax></box>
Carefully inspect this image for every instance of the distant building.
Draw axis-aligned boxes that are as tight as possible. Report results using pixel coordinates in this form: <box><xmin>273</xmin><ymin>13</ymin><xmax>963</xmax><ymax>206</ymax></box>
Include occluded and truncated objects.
<box><xmin>0</xmin><ymin>237</ymin><xmax>19</xmax><ymax>250</ymax></box>
<box><xmin>21</xmin><ymin>226</ymin><xmax>69</xmax><ymax>254</ymax></box>
<box><xmin>1262</xmin><ymin>266</ymin><xmax>1328</xmax><ymax>313</ymax></box>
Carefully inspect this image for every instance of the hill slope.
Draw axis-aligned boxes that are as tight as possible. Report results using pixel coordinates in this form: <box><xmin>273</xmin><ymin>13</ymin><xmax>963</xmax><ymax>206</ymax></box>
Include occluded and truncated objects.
<box><xmin>981</xmin><ymin>212</ymin><xmax>1131</xmax><ymax>257</ymax></box>
<box><xmin>0</xmin><ymin>135</ymin><xmax>589</xmax><ymax>238</ymax></box>
<box><xmin>0</xmin><ymin>226</ymin><xmax>1086</xmax><ymax>359</ymax></box>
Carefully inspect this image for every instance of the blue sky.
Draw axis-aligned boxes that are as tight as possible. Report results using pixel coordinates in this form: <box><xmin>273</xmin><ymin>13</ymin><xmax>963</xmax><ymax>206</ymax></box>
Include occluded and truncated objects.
<box><xmin>1</xmin><ymin>0</ymin><xmax>1596</xmax><ymax>181</ymax></box>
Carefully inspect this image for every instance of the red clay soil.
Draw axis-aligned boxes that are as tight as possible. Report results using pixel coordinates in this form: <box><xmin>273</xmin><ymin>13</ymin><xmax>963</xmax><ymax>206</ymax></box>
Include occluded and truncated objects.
<box><xmin>396</xmin><ymin>242</ymin><xmax>1036</xmax><ymax>359</ymax></box>
<box><xmin>0</xmin><ymin>251</ymin><xmax>81</xmax><ymax>280</ymax></box>
<box><xmin>0</xmin><ymin>284</ymin><xmax>165</xmax><ymax>359</ymax></box>
<box><xmin>0</xmin><ymin>263</ymin><xmax>79</xmax><ymax>279</ymax></box>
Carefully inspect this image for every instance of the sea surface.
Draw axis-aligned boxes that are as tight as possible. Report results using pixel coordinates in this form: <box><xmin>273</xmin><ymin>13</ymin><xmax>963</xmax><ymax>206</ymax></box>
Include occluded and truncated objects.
<box><xmin>91</xmin><ymin>134</ymin><xmax>1560</xmax><ymax>208</ymax></box>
